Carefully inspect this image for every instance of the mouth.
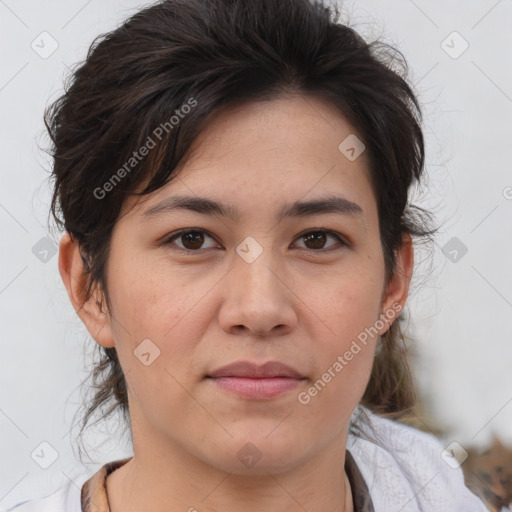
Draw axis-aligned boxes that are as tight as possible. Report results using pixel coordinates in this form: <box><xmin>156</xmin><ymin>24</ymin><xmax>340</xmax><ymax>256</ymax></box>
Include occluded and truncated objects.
<box><xmin>206</xmin><ymin>360</ymin><xmax>307</xmax><ymax>400</ymax></box>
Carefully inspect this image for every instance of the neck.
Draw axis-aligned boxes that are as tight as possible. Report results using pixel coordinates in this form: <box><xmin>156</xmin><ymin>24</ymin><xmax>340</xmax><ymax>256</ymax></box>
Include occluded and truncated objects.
<box><xmin>106</xmin><ymin>434</ymin><xmax>353</xmax><ymax>512</ymax></box>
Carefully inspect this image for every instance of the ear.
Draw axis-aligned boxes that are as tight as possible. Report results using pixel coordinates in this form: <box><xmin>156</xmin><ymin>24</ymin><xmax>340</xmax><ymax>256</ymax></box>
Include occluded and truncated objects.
<box><xmin>377</xmin><ymin>233</ymin><xmax>414</xmax><ymax>335</ymax></box>
<box><xmin>58</xmin><ymin>232</ymin><xmax>115</xmax><ymax>348</ymax></box>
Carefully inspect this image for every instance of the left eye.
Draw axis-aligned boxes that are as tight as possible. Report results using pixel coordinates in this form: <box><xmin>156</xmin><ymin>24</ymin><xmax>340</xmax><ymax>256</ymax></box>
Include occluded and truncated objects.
<box><xmin>293</xmin><ymin>230</ymin><xmax>346</xmax><ymax>251</ymax></box>
<box><xmin>163</xmin><ymin>229</ymin><xmax>346</xmax><ymax>252</ymax></box>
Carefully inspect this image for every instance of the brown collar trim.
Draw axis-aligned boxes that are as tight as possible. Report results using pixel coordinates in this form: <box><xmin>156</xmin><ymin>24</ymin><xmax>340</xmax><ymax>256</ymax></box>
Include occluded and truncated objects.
<box><xmin>346</xmin><ymin>449</ymin><xmax>375</xmax><ymax>512</ymax></box>
<box><xmin>81</xmin><ymin>457</ymin><xmax>131</xmax><ymax>512</ymax></box>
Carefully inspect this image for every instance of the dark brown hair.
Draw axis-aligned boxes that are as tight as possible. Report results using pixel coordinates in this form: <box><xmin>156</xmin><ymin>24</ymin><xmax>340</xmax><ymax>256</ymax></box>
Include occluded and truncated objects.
<box><xmin>44</xmin><ymin>0</ymin><xmax>437</xmax><ymax>460</ymax></box>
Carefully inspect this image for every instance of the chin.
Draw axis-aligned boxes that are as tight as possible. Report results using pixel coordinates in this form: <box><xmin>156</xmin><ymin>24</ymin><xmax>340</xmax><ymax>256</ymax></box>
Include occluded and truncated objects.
<box><xmin>201</xmin><ymin>431</ymin><xmax>311</xmax><ymax>476</ymax></box>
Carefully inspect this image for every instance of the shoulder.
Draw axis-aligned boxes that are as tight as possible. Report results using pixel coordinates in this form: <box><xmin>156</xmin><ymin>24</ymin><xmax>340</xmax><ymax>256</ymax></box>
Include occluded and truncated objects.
<box><xmin>347</xmin><ymin>405</ymin><xmax>488</xmax><ymax>512</ymax></box>
<box><xmin>1</xmin><ymin>472</ymin><xmax>85</xmax><ymax>512</ymax></box>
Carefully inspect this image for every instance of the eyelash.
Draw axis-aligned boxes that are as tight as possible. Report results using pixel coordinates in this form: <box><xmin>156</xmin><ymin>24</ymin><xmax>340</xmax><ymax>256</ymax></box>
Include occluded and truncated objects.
<box><xmin>162</xmin><ymin>228</ymin><xmax>348</xmax><ymax>253</ymax></box>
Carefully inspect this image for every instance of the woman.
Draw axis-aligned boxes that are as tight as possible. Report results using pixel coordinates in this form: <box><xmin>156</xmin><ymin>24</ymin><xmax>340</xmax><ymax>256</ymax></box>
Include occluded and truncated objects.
<box><xmin>8</xmin><ymin>0</ymin><xmax>488</xmax><ymax>510</ymax></box>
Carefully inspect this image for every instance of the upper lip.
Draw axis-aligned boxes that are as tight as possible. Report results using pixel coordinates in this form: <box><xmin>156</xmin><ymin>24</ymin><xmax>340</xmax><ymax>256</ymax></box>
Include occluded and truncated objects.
<box><xmin>207</xmin><ymin>361</ymin><xmax>304</xmax><ymax>379</ymax></box>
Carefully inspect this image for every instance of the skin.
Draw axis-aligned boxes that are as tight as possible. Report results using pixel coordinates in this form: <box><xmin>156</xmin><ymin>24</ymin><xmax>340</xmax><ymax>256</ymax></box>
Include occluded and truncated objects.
<box><xmin>59</xmin><ymin>94</ymin><xmax>413</xmax><ymax>512</ymax></box>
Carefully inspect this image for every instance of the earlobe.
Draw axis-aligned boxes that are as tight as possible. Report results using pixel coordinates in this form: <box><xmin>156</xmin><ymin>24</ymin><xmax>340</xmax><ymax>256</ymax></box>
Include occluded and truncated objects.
<box><xmin>58</xmin><ymin>232</ymin><xmax>115</xmax><ymax>348</ymax></box>
<box><xmin>378</xmin><ymin>233</ymin><xmax>414</xmax><ymax>335</ymax></box>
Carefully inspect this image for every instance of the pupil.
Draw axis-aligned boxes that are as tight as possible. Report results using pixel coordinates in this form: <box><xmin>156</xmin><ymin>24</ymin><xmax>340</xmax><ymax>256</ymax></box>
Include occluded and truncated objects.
<box><xmin>306</xmin><ymin>232</ymin><xmax>326</xmax><ymax>249</ymax></box>
<box><xmin>183</xmin><ymin>231</ymin><xmax>204</xmax><ymax>249</ymax></box>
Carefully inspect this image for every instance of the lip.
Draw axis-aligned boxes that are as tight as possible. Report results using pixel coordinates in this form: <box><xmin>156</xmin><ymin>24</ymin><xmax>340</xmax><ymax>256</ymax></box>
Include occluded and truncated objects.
<box><xmin>207</xmin><ymin>360</ymin><xmax>304</xmax><ymax>379</ymax></box>
<box><xmin>206</xmin><ymin>361</ymin><xmax>306</xmax><ymax>400</ymax></box>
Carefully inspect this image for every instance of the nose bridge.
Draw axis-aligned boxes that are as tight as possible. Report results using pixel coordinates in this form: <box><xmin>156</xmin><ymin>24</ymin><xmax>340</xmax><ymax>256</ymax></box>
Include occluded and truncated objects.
<box><xmin>233</xmin><ymin>236</ymin><xmax>284</xmax><ymax>301</ymax></box>
<box><xmin>219</xmin><ymin>235</ymin><xmax>296</xmax><ymax>335</ymax></box>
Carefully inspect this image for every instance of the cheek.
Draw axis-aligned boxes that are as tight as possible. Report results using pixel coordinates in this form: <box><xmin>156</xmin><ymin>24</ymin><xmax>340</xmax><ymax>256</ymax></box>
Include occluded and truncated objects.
<box><xmin>295</xmin><ymin>266</ymin><xmax>383</xmax><ymax>413</ymax></box>
<box><xmin>311</xmin><ymin>268</ymin><xmax>384</xmax><ymax>347</ymax></box>
<box><xmin>104</xmin><ymin>262</ymin><xmax>205</xmax><ymax>397</ymax></box>
<box><xmin>107</xmin><ymin>252</ymin><xmax>205</xmax><ymax>339</ymax></box>
<box><xmin>298</xmin><ymin>330</ymin><xmax>377</xmax><ymax>427</ymax></box>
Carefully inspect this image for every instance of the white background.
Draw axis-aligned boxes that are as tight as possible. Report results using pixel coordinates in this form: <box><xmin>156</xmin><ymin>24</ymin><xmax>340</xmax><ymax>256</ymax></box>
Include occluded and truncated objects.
<box><xmin>1</xmin><ymin>0</ymin><xmax>511</xmax><ymax>508</ymax></box>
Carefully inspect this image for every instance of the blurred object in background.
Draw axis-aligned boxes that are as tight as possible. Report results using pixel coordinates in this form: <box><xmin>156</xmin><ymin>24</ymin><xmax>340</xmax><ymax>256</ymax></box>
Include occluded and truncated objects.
<box><xmin>463</xmin><ymin>436</ymin><xmax>512</xmax><ymax>512</ymax></box>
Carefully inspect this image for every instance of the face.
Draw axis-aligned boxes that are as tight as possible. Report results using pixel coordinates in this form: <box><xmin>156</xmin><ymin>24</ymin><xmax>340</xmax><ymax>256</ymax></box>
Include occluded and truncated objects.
<box><xmin>63</xmin><ymin>94</ymin><xmax>411</xmax><ymax>476</ymax></box>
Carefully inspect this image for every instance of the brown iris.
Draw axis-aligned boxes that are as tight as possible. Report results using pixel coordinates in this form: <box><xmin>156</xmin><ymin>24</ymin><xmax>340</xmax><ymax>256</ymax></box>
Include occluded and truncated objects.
<box><xmin>180</xmin><ymin>231</ymin><xmax>205</xmax><ymax>250</ymax></box>
<box><xmin>303</xmin><ymin>231</ymin><xmax>327</xmax><ymax>250</ymax></box>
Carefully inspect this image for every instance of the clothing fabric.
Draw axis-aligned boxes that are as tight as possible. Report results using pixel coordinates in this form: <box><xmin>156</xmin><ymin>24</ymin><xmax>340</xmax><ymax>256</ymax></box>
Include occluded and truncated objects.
<box><xmin>2</xmin><ymin>406</ymin><xmax>488</xmax><ymax>512</ymax></box>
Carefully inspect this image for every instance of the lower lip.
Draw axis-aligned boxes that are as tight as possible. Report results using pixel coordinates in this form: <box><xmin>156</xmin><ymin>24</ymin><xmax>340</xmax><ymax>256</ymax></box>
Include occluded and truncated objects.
<box><xmin>208</xmin><ymin>377</ymin><xmax>304</xmax><ymax>399</ymax></box>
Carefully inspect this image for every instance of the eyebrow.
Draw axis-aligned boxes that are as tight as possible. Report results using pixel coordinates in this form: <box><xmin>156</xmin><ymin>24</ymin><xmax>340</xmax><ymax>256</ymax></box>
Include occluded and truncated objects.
<box><xmin>142</xmin><ymin>194</ymin><xmax>364</xmax><ymax>222</ymax></box>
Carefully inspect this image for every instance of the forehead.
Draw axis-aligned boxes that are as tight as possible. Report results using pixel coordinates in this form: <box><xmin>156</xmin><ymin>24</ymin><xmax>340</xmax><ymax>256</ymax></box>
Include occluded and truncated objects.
<box><xmin>184</xmin><ymin>94</ymin><xmax>368</xmax><ymax>167</ymax></box>
<box><xmin>122</xmin><ymin>94</ymin><xmax>375</xmax><ymax>228</ymax></box>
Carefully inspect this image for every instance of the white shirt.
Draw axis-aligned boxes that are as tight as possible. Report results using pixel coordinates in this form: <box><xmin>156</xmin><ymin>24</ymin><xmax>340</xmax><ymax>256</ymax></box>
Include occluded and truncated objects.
<box><xmin>2</xmin><ymin>406</ymin><xmax>488</xmax><ymax>512</ymax></box>
<box><xmin>346</xmin><ymin>406</ymin><xmax>488</xmax><ymax>511</ymax></box>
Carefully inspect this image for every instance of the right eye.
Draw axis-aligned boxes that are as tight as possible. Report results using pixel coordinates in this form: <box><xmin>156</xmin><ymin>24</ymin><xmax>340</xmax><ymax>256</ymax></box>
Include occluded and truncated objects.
<box><xmin>163</xmin><ymin>229</ymin><xmax>221</xmax><ymax>252</ymax></box>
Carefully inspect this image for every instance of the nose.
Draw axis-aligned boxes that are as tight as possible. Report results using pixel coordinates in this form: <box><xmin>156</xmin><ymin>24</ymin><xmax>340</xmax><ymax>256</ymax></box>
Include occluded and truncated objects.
<box><xmin>218</xmin><ymin>245</ymin><xmax>297</xmax><ymax>338</ymax></box>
